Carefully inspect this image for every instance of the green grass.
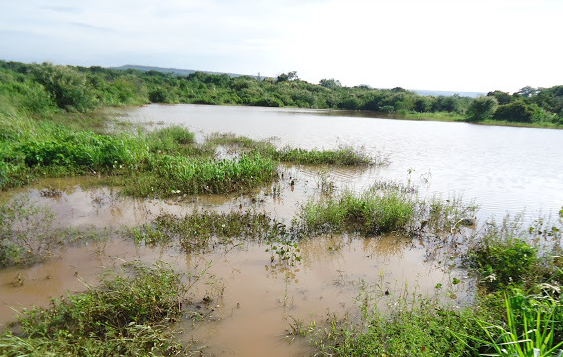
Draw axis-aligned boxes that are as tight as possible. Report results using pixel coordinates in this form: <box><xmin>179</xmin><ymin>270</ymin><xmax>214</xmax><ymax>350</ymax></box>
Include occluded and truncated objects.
<box><xmin>455</xmin><ymin>293</ymin><xmax>563</xmax><ymax>357</ymax></box>
<box><xmin>117</xmin><ymin>153</ymin><xmax>277</xmax><ymax>198</ymax></box>
<box><xmin>0</xmin><ymin>262</ymin><xmax>189</xmax><ymax>356</ymax></box>
<box><xmin>276</xmin><ymin>145</ymin><xmax>379</xmax><ymax>166</ymax></box>
<box><xmin>397</xmin><ymin>111</ymin><xmax>466</xmax><ymax>122</ymax></box>
<box><xmin>291</xmin><ymin>295</ymin><xmax>485</xmax><ymax>357</ymax></box>
<box><xmin>464</xmin><ymin>214</ymin><xmax>562</xmax><ymax>293</ymax></box>
<box><xmin>204</xmin><ymin>133</ymin><xmax>382</xmax><ymax>166</ymax></box>
<box><xmin>298</xmin><ymin>189</ymin><xmax>416</xmax><ymax>235</ymax></box>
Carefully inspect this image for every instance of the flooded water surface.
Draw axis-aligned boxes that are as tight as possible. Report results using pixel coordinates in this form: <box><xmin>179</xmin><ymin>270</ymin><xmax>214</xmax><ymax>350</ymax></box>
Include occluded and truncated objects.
<box><xmin>1</xmin><ymin>104</ymin><xmax>561</xmax><ymax>356</ymax></box>
<box><xmin>122</xmin><ymin>104</ymin><xmax>563</xmax><ymax>220</ymax></box>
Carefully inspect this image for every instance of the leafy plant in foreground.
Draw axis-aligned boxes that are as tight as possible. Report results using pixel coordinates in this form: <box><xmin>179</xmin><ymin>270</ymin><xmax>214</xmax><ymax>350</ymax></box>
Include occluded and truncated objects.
<box><xmin>454</xmin><ymin>294</ymin><xmax>563</xmax><ymax>357</ymax></box>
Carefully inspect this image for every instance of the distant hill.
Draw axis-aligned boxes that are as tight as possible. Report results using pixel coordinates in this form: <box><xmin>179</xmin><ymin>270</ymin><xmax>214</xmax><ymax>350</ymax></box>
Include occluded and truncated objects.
<box><xmin>110</xmin><ymin>65</ymin><xmax>248</xmax><ymax>78</ymax></box>
<box><xmin>411</xmin><ymin>89</ymin><xmax>485</xmax><ymax>98</ymax></box>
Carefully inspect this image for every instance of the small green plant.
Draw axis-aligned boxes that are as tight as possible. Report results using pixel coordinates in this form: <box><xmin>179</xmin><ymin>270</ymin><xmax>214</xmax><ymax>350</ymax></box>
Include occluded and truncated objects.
<box><xmin>265</xmin><ymin>222</ymin><xmax>302</xmax><ymax>266</ymax></box>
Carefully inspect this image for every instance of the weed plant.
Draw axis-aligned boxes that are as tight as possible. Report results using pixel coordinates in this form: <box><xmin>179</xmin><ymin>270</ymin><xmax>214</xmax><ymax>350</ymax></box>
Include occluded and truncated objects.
<box><xmin>0</xmin><ymin>262</ymin><xmax>189</xmax><ymax>356</ymax></box>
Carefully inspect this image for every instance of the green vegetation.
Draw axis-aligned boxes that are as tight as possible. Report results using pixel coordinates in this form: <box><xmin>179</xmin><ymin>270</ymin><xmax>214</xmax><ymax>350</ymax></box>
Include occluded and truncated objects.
<box><xmin>466</xmin><ymin>214</ymin><xmax>562</xmax><ymax>293</ymax></box>
<box><xmin>0</xmin><ymin>262</ymin><xmax>190</xmax><ymax>356</ymax></box>
<box><xmin>299</xmin><ymin>189</ymin><xmax>416</xmax><ymax>236</ymax></box>
<box><xmin>466</xmin><ymin>96</ymin><xmax>498</xmax><ymax>122</ymax></box>
<box><xmin>291</xmin><ymin>195</ymin><xmax>562</xmax><ymax>356</ymax></box>
<box><xmin>291</xmin><ymin>298</ymin><xmax>484</xmax><ymax>357</ymax></box>
<box><xmin>298</xmin><ymin>185</ymin><xmax>477</xmax><ymax>237</ymax></box>
<box><xmin>276</xmin><ymin>146</ymin><xmax>378</xmax><ymax>166</ymax></box>
<box><xmin>0</xmin><ymin>196</ymin><xmax>55</xmax><ymax>267</ymax></box>
<box><xmin>2</xmin><ymin>113</ymin><xmax>377</xmax><ymax>197</ymax></box>
<box><xmin>129</xmin><ymin>210</ymin><xmax>279</xmax><ymax>252</ymax></box>
<box><xmin>203</xmin><ymin>133</ymin><xmax>381</xmax><ymax>166</ymax></box>
<box><xmin>1</xmin><ymin>60</ymin><xmax>562</xmax><ymax>127</ymax></box>
<box><xmin>456</xmin><ymin>293</ymin><xmax>563</xmax><ymax>356</ymax></box>
<box><xmin>118</xmin><ymin>154</ymin><xmax>277</xmax><ymax>198</ymax></box>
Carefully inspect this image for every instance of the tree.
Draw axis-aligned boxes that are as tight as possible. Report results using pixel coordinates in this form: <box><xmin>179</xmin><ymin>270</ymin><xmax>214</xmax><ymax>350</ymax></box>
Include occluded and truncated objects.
<box><xmin>493</xmin><ymin>101</ymin><xmax>535</xmax><ymax>122</ymax></box>
<box><xmin>319</xmin><ymin>78</ymin><xmax>342</xmax><ymax>89</ymax></box>
<box><xmin>277</xmin><ymin>71</ymin><xmax>298</xmax><ymax>83</ymax></box>
<box><xmin>516</xmin><ymin>86</ymin><xmax>538</xmax><ymax>98</ymax></box>
<box><xmin>487</xmin><ymin>90</ymin><xmax>512</xmax><ymax>105</ymax></box>
<box><xmin>32</xmin><ymin>63</ymin><xmax>97</xmax><ymax>112</ymax></box>
<box><xmin>466</xmin><ymin>96</ymin><xmax>498</xmax><ymax>122</ymax></box>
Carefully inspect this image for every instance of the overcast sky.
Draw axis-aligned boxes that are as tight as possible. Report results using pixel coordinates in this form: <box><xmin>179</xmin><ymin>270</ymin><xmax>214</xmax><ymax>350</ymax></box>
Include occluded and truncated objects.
<box><xmin>0</xmin><ymin>0</ymin><xmax>561</xmax><ymax>92</ymax></box>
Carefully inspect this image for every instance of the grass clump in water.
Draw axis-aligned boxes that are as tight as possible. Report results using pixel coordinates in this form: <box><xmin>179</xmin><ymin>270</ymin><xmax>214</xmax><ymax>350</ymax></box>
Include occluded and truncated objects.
<box><xmin>146</xmin><ymin>126</ymin><xmax>211</xmax><ymax>158</ymax></box>
<box><xmin>0</xmin><ymin>262</ymin><xmax>189</xmax><ymax>356</ymax></box>
<box><xmin>299</xmin><ymin>189</ymin><xmax>415</xmax><ymax>236</ymax></box>
<box><xmin>119</xmin><ymin>153</ymin><xmax>277</xmax><ymax>198</ymax></box>
<box><xmin>129</xmin><ymin>210</ymin><xmax>280</xmax><ymax>252</ymax></box>
<box><xmin>204</xmin><ymin>133</ymin><xmax>382</xmax><ymax>166</ymax></box>
<box><xmin>276</xmin><ymin>145</ymin><xmax>379</xmax><ymax>166</ymax></box>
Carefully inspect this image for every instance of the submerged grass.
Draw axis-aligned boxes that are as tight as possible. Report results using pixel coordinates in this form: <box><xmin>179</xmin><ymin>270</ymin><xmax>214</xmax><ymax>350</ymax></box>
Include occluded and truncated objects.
<box><xmin>465</xmin><ymin>213</ymin><xmax>562</xmax><ymax>293</ymax></box>
<box><xmin>0</xmin><ymin>196</ymin><xmax>55</xmax><ymax>268</ymax></box>
<box><xmin>204</xmin><ymin>133</ymin><xmax>382</xmax><ymax>166</ymax></box>
<box><xmin>0</xmin><ymin>262</ymin><xmax>189</xmax><ymax>356</ymax></box>
<box><xmin>128</xmin><ymin>210</ymin><xmax>280</xmax><ymax>252</ymax></box>
<box><xmin>0</xmin><ymin>195</ymin><xmax>112</xmax><ymax>268</ymax></box>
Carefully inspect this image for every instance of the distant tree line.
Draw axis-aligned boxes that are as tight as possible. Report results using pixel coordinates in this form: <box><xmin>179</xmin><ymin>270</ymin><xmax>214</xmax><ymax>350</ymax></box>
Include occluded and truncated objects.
<box><xmin>1</xmin><ymin>60</ymin><xmax>562</xmax><ymax>125</ymax></box>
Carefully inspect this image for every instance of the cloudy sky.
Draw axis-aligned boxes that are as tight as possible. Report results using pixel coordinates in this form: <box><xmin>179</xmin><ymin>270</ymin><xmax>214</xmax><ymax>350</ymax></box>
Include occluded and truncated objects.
<box><xmin>1</xmin><ymin>0</ymin><xmax>561</xmax><ymax>92</ymax></box>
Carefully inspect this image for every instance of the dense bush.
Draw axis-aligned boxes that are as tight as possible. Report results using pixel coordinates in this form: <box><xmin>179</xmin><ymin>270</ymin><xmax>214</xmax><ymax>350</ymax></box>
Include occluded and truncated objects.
<box><xmin>1</xmin><ymin>60</ymin><xmax>562</xmax><ymax>124</ymax></box>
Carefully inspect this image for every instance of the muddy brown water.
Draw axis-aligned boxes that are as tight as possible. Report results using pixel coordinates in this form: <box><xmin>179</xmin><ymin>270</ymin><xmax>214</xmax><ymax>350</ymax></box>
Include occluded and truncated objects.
<box><xmin>0</xmin><ymin>167</ymin><xmax>470</xmax><ymax>356</ymax></box>
<box><xmin>2</xmin><ymin>104</ymin><xmax>561</xmax><ymax>355</ymax></box>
